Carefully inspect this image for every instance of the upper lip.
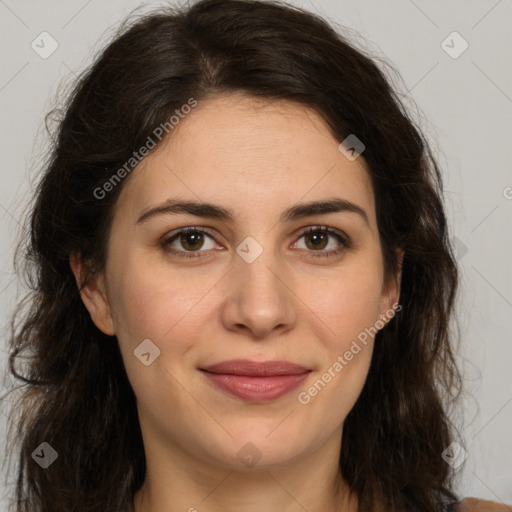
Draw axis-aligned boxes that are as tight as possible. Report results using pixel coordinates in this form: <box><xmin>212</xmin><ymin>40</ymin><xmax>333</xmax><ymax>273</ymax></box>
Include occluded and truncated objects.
<box><xmin>200</xmin><ymin>359</ymin><xmax>311</xmax><ymax>376</ymax></box>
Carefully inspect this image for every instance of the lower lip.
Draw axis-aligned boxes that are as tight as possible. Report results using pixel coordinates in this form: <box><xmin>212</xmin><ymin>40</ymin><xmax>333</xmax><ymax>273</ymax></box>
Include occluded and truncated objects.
<box><xmin>200</xmin><ymin>370</ymin><xmax>311</xmax><ymax>402</ymax></box>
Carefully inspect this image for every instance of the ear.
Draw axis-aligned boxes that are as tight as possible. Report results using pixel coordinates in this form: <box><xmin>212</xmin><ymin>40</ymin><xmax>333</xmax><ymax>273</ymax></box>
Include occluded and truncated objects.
<box><xmin>378</xmin><ymin>247</ymin><xmax>404</xmax><ymax>325</ymax></box>
<box><xmin>70</xmin><ymin>253</ymin><xmax>116</xmax><ymax>336</ymax></box>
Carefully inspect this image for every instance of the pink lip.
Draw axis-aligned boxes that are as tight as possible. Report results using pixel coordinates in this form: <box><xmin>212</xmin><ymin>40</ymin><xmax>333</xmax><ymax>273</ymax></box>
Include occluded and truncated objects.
<box><xmin>199</xmin><ymin>359</ymin><xmax>312</xmax><ymax>402</ymax></box>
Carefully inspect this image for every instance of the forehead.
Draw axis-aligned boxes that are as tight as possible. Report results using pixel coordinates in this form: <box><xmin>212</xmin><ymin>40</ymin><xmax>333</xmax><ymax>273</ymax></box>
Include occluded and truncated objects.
<box><xmin>114</xmin><ymin>93</ymin><xmax>376</xmax><ymax>227</ymax></box>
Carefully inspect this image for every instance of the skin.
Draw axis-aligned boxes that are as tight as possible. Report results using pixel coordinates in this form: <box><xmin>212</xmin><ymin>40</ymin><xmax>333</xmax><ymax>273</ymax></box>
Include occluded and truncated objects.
<box><xmin>71</xmin><ymin>93</ymin><xmax>403</xmax><ymax>512</ymax></box>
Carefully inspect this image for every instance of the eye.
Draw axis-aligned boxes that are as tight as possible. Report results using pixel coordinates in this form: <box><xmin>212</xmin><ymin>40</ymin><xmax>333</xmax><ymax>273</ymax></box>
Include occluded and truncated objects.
<box><xmin>162</xmin><ymin>227</ymin><xmax>219</xmax><ymax>259</ymax></box>
<box><xmin>292</xmin><ymin>226</ymin><xmax>351</xmax><ymax>259</ymax></box>
<box><xmin>161</xmin><ymin>225</ymin><xmax>351</xmax><ymax>259</ymax></box>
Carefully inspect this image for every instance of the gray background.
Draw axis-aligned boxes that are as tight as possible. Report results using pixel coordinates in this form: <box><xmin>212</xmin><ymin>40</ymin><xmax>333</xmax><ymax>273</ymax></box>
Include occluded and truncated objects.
<box><xmin>0</xmin><ymin>0</ymin><xmax>511</xmax><ymax>508</ymax></box>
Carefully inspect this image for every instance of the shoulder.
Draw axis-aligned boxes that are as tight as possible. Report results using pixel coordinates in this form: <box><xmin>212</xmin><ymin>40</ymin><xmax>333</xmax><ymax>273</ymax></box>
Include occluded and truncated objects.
<box><xmin>456</xmin><ymin>498</ymin><xmax>512</xmax><ymax>512</ymax></box>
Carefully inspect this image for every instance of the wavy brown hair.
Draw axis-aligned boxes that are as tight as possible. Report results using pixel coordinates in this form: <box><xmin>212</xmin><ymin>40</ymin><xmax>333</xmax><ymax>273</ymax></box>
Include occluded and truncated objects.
<box><xmin>2</xmin><ymin>0</ymin><xmax>464</xmax><ymax>511</ymax></box>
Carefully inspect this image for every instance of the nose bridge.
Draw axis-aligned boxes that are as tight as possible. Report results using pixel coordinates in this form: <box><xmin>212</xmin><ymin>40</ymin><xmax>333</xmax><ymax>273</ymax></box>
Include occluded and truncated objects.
<box><xmin>234</xmin><ymin>234</ymin><xmax>283</xmax><ymax>301</ymax></box>
<box><xmin>223</xmin><ymin>233</ymin><xmax>295</xmax><ymax>336</ymax></box>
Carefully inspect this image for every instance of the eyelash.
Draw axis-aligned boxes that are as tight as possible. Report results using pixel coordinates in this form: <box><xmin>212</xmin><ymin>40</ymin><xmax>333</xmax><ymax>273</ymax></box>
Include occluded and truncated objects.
<box><xmin>161</xmin><ymin>226</ymin><xmax>351</xmax><ymax>260</ymax></box>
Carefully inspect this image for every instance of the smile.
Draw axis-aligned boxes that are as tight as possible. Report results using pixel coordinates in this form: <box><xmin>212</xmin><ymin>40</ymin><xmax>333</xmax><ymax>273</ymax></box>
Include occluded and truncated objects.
<box><xmin>199</xmin><ymin>359</ymin><xmax>312</xmax><ymax>402</ymax></box>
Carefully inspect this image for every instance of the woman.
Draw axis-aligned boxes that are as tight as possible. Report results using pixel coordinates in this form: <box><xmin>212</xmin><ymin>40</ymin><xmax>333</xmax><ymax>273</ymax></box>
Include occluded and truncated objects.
<box><xmin>3</xmin><ymin>0</ymin><xmax>510</xmax><ymax>511</ymax></box>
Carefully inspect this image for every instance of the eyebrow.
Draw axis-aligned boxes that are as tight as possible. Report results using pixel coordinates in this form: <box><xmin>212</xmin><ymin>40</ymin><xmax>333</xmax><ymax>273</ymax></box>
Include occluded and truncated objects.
<box><xmin>136</xmin><ymin>197</ymin><xmax>369</xmax><ymax>226</ymax></box>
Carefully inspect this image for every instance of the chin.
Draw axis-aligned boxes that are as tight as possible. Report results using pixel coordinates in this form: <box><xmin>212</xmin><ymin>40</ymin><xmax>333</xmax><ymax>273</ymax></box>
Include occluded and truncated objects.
<box><xmin>205</xmin><ymin>422</ymin><xmax>313</xmax><ymax>470</ymax></box>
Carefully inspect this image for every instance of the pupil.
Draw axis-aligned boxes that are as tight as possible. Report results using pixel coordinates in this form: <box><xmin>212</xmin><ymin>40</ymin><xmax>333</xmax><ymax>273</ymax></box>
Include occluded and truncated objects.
<box><xmin>308</xmin><ymin>231</ymin><xmax>326</xmax><ymax>249</ymax></box>
<box><xmin>183</xmin><ymin>232</ymin><xmax>203</xmax><ymax>250</ymax></box>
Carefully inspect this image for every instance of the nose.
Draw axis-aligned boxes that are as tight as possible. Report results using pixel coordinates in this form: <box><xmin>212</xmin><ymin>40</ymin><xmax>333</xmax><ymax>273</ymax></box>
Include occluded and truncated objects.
<box><xmin>220</xmin><ymin>246</ymin><xmax>297</xmax><ymax>339</ymax></box>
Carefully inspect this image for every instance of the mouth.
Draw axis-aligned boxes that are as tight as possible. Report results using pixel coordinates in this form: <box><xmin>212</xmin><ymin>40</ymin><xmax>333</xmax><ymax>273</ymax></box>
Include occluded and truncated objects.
<box><xmin>199</xmin><ymin>359</ymin><xmax>312</xmax><ymax>402</ymax></box>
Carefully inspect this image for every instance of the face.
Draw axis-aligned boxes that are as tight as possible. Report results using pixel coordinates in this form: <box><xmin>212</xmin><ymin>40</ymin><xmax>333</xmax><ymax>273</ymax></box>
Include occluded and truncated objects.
<box><xmin>74</xmin><ymin>93</ymin><xmax>401</xmax><ymax>472</ymax></box>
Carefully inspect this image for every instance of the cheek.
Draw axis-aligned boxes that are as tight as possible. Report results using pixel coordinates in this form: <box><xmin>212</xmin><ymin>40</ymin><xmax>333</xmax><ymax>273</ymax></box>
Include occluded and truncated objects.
<box><xmin>107</xmin><ymin>254</ymin><xmax>208</xmax><ymax>415</ymax></box>
<box><xmin>109</xmin><ymin>250</ymin><xmax>194</xmax><ymax>337</ymax></box>
<box><xmin>107</xmin><ymin>250</ymin><xmax>222</xmax><ymax>369</ymax></box>
<box><xmin>297</xmin><ymin>254</ymin><xmax>383</xmax><ymax>409</ymax></box>
<box><xmin>309</xmin><ymin>258</ymin><xmax>385</xmax><ymax>350</ymax></box>
<box><xmin>296</xmin><ymin>270</ymin><xmax>380</xmax><ymax>424</ymax></box>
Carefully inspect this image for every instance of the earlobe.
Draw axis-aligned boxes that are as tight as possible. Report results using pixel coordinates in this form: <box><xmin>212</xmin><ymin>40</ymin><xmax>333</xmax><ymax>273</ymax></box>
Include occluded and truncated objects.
<box><xmin>69</xmin><ymin>253</ymin><xmax>116</xmax><ymax>336</ymax></box>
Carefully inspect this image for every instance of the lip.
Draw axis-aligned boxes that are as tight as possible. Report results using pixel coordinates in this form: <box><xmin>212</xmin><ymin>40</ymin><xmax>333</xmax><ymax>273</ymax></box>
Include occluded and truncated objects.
<box><xmin>199</xmin><ymin>359</ymin><xmax>312</xmax><ymax>402</ymax></box>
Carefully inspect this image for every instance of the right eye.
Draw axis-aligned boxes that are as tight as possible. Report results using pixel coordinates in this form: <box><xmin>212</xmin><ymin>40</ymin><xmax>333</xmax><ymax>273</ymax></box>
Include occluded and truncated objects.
<box><xmin>161</xmin><ymin>227</ymin><xmax>220</xmax><ymax>259</ymax></box>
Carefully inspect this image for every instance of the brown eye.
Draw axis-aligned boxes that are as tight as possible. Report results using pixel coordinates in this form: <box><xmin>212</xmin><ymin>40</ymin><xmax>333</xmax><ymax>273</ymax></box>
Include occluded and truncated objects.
<box><xmin>178</xmin><ymin>230</ymin><xmax>206</xmax><ymax>251</ymax></box>
<box><xmin>294</xmin><ymin>226</ymin><xmax>350</xmax><ymax>258</ymax></box>
<box><xmin>162</xmin><ymin>227</ymin><xmax>218</xmax><ymax>258</ymax></box>
<box><xmin>304</xmin><ymin>230</ymin><xmax>329</xmax><ymax>250</ymax></box>
<box><xmin>161</xmin><ymin>225</ymin><xmax>350</xmax><ymax>261</ymax></box>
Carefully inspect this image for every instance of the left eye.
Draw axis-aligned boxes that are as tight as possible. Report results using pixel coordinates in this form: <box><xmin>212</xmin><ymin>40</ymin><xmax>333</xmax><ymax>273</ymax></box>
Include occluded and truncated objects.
<box><xmin>293</xmin><ymin>226</ymin><xmax>348</xmax><ymax>254</ymax></box>
<box><xmin>162</xmin><ymin>226</ymin><xmax>350</xmax><ymax>259</ymax></box>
